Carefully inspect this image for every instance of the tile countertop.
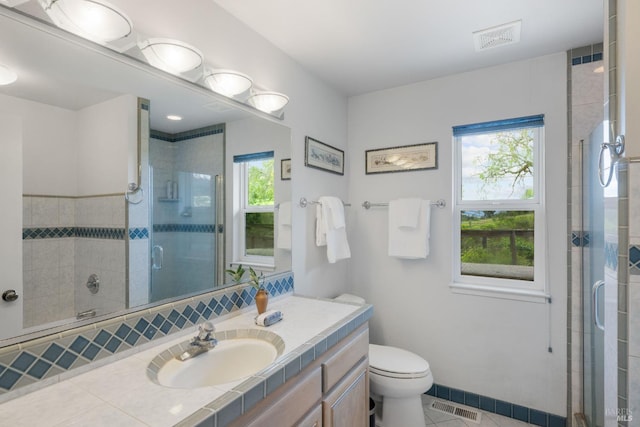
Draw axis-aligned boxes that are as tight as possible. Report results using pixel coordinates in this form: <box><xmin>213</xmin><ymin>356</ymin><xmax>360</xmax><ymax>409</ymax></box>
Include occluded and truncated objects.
<box><xmin>0</xmin><ymin>295</ymin><xmax>370</xmax><ymax>427</ymax></box>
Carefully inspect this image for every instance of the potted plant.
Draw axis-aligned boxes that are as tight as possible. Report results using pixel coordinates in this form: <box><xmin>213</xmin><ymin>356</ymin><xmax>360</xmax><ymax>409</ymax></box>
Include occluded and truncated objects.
<box><xmin>249</xmin><ymin>267</ymin><xmax>268</xmax><ymax>314</ymax></box>
<box><xmin>225</xmin><ymin>264</ymin><xmax>246</xmax><ymax>284</ymax></box>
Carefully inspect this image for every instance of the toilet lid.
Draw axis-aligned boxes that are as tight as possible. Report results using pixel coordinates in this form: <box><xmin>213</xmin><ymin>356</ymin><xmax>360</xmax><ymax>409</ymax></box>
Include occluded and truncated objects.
<box><xmin>369</xmin><ymin>344</ymin><xmax>430</xmax><ymax>379</ymax></box>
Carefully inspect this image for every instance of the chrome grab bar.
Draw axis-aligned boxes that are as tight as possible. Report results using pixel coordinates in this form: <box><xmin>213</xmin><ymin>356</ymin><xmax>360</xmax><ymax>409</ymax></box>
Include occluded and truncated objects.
<box><xmin>592</xmin><ymin>280</ymin><xmax>605</xmax><ymax>331</ymax></box>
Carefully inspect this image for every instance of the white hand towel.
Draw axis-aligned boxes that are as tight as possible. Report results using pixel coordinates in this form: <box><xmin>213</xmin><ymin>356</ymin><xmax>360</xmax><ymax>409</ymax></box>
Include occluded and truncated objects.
<box><xmin>388</xmin><ymin>199</ymin><xmax>431</xmax><ymax>259</ymax></box>
<box><xmin>392</xmin><ymin>197</ymin><xmax>422</xmax><ymax>228</ymax></box>
<box><xmin>276</xmin><ymin>201</ymin><xmax>292</xmax><ymax>250</ymax></box>
<box><xmin>316</xmin><ymin>204</ymin><xmax>327</xmax><ymax>246</ymax></box>
<box><xmin>317</xmin><ymin>196</ymin><xmax>351</xmax><ymax>263</ymax></box>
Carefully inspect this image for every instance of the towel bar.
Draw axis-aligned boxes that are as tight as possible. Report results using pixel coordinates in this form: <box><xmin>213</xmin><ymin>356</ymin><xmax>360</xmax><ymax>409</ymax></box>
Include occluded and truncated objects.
<box><xmin>362</xmin><ymin>199</ymin><xmax>446</xmax><ymax>209</ymax></box>
<box><xmin>299</xmin><ymin>197</ymin><xmax>351</xmax><ymax>208</ymax></box>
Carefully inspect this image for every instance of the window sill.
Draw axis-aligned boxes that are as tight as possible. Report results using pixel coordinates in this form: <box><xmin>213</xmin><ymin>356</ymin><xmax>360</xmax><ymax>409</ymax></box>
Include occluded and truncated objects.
<box><xmin>230</xmin><ymin>261</ymin><xmax>276</xmax><ymax>271</ymax></box>
<box><xmin>449</xmin><ymin>282</ymin><xmax>550</xmax><ymax>303</ymax></box>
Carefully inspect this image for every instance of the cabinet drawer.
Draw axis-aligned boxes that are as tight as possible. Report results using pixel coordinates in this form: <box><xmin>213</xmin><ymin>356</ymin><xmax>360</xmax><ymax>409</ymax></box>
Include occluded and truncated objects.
<box><xmin>241</xmin><ymin>367</ymin><xmax>322</xmax><ymax>427</ymax></box>
<box><xmin>322</xmin><ymin>327</ymin><xmax>369</xmax><ymax>392</ymax></box>
<box><xmin>295</xmin><ymin>403</ymin><xmax>322</xmax><ymax>427</ymax></box>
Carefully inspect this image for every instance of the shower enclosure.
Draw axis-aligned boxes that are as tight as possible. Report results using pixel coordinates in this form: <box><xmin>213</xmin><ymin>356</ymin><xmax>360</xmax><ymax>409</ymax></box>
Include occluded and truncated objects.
<box><xmin>148</xmin><ymin>130</ymin><xmax>225</xmax><ymax>303</ymax></box>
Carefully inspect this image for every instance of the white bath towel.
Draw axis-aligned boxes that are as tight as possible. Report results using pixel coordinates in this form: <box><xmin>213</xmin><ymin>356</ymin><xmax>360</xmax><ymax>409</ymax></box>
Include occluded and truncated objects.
<box><xmin>316</xmin><ymin>196</ymin><xmax>351</xmax><ymax>263</ymax></box>
<box><xmin>388</xmin><ymin>199</ymin><xmax>431</xmax><ymax>259</ymax></box>
<box><xmin>276</xmin><ymin>201</ymin><xmax>292</xmax><ymax>250</ymax></box>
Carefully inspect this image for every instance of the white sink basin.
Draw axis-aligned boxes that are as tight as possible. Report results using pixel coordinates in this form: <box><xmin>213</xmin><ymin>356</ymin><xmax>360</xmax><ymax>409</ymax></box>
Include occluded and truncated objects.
<box><xmin>148</xmin><ymin>329</ymin><xmax>284</xmax><ymax>389</ymax></box>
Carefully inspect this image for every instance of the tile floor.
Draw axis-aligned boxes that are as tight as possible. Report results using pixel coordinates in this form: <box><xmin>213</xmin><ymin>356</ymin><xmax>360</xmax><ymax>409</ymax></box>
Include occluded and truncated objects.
<box><xmin>421</xmin><ymin>395</ymin><xmax>537</xmax><ymax>427</ymax></box>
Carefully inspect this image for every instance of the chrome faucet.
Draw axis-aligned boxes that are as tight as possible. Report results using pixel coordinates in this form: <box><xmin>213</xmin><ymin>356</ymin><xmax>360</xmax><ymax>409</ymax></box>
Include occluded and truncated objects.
<box><xmin>175</xmin><ymin>321</ymin><xmax>218</xmax><ymax>361</ymax></box>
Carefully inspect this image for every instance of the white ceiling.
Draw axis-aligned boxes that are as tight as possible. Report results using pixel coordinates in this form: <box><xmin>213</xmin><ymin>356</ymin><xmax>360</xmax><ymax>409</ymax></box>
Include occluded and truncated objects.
<box><xmin>213</xmin><ymin>0</ymin><xmax>604</xmax><ymax>96</ymax></box>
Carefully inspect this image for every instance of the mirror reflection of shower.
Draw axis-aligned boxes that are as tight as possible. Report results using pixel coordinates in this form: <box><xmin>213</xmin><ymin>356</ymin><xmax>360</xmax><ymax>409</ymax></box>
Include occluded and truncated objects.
<box><xmin>148</xmin><ymin>125</ymin><xmax>225</xmax><ymax>303</ymax></box>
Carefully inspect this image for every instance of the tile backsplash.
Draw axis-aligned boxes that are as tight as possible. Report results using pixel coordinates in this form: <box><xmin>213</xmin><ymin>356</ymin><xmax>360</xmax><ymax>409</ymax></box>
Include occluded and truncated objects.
<box><xmin>0</xmin><ymin>270</ymin><xmax>293</xmax><ymax>401</ymax></box>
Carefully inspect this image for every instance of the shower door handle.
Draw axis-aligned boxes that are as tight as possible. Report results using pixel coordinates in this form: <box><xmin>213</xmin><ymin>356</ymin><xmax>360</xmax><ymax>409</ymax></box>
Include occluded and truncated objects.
<box><xmin>592</xmin><ymin>280</ymin><xmax>605</xmax><ymax>331</ymax></box>
<box><xmin>152</xmin><ymin>245</ymin><xmax>164</xmax><ymax>270</ymax></box>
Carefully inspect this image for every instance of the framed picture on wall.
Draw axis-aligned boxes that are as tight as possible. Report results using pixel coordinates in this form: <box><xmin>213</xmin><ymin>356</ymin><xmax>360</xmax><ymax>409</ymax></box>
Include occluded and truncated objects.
<box><xmin>304</xmin><ymin>136</ymin><xmax>344</xmax><ymax>175</ymax></box>
<box><xmin>365</xmin><ymin>141</ymin><xmax>438</xmax><ymax>174</ymax></box>
<box><xmin>281</xmin><ymin>158</ymin><xmax>291</xmax><ymax>180</ymax></box>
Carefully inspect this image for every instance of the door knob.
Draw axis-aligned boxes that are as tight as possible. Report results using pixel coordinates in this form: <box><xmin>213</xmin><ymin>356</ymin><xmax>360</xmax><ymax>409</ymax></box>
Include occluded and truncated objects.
<box><xmin>2</xmin><ymin>290</ymin><xmax>19</xmax><ymax>302</ymax></box>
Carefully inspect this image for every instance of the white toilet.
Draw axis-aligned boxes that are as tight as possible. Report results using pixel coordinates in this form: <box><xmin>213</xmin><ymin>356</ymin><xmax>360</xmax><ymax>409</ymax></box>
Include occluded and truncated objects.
<box><xmin>334</xmin><ymin>294</ymin><xmax>434</xmax><ymax>427</ymax></box>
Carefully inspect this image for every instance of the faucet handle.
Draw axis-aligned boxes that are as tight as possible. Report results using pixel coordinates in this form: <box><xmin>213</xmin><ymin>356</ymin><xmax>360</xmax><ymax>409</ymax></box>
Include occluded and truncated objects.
<box><xmin>196</xmin><ymin>321</ymin><xmax>215</xmax><ymax>341</ymax></box>
<box><xmin>199</xmin><ymin>321</ymin><xmax>215</xmax><ymax>333</ymax></box>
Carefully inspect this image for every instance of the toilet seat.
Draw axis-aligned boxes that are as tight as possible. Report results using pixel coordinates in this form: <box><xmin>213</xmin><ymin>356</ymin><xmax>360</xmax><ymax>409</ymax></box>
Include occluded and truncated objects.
<box><xmin>369</xmin><ymin>344</ymin><xmax>430</xmax><ymax>379</ymax></box>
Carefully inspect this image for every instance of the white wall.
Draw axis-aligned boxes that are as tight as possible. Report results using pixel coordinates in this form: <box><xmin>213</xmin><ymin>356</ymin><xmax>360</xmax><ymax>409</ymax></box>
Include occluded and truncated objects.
<box><xmin>0</xmin><ymin>93</ymin><xmax>77</xmax><ymax>196</ymax></box>
<box><xmin>346</xmin><ymin>53</ymin><xmax>568</xmax><ymax>415</ymax></box>
<box><xmin>76</xmin><ymin>94</ymin><xmax>137</xmax><ymax>196</ymax></box>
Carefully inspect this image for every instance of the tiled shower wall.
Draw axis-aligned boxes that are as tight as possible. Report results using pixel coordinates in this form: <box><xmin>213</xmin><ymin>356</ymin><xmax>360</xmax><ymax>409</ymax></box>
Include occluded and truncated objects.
<box><xmin>22</xmin><ymin>195</ymin><xmax>126</xmax><ymax>328</ymax></box>
<box><xmin>568</xmin><ymin>45</ymin><xmax>604</xmax><ymax>421</ymax></box>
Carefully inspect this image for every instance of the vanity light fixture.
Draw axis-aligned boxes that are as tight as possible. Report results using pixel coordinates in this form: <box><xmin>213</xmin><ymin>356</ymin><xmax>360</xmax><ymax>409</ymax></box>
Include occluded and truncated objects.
<box><xmin>204</xmin><ymin>69</ymin><xmax>253</xmax><ymax>97</ymax></box>
<box><xmin>246</xmin><ymin>91</ymin><xmax>289</xmax><ymax>114</ymax></box>
<box><xmin>38</xmin><ymin>0</ymin><xmax>133</xmax><ymax>44</ymax></box>
<box><xmin>139</xmin><ymin>38</ymin><xmax>204</xmax><ymax>77</ymax></box>
<box><xmin>0</xmin><ymin>64</ymin><xmax>18</xmax><ymax>85</ymax></box>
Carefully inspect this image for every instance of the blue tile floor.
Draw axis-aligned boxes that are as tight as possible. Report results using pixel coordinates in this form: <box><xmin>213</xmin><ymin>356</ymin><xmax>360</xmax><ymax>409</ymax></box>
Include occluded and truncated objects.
<box><xmin>422</xmin><ymin>395</ymin><xmax>537</xmax><ymax>427</ymax></box>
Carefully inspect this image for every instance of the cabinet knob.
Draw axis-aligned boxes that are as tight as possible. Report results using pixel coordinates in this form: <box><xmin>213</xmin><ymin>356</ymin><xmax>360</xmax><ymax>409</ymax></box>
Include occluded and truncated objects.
<box><xmin>2</xmin><ymin>290</ymin><xmax>19</xmax><ymax>302</ymax></box>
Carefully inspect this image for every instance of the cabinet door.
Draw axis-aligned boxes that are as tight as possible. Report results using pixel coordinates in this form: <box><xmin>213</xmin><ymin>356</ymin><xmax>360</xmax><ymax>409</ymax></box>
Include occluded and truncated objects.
<box><xmin>323</xmin><ymin>361</ymin><xmax>368</xmax><ymax>427</ymax></box>
<box><xmin>0</xmin><ymin>115</ymin><xmax>23</xmax><ymax>340</ymax></box>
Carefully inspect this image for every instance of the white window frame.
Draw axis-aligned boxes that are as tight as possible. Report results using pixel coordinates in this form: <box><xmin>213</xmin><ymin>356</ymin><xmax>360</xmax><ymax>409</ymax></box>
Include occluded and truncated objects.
<box><xmin>232</xmin><ymin>158</ymin><xmax>275</xmax><ymax>269</ymax></box>
<box><xmin>451</xmin><ymin>118</ymin><xmax>547</xmax><ymax>301</ymax></box>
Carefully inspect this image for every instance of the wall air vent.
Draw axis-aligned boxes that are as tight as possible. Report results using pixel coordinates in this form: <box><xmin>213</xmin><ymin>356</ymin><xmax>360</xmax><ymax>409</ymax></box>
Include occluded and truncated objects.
<box><xmin>473</xmin><ymin>20</ymin><xmax>522</xmax><ymax>52</ymax></box>
<box><xmin>431</xmin><ymin>400</ymin><xmax>482</xmax><ymax>423</ymax></box>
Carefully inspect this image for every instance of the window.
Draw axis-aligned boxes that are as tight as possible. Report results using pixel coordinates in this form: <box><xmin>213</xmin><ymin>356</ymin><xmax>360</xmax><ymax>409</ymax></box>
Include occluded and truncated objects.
<box><xmin>233</xmin><ymin>151</ymin><xmax>275</xmax><ymax>267</ymax></box>
<box><xmin>452</xmin><ymin>115</ymin><xmax>545</xmax><ymax>293</ymax></box>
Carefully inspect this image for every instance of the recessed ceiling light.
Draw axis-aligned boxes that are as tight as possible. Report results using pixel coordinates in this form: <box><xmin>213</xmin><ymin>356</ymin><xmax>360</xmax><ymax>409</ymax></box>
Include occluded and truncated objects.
<box><xmin>0</xmin><ymin>64</ymin><xmax>18</xmax><ymax>85</ymax></box>
<box><xmin>167</xmin><ymin>115</ymin><xmax>182</xmax><ymax>121</ymax></box>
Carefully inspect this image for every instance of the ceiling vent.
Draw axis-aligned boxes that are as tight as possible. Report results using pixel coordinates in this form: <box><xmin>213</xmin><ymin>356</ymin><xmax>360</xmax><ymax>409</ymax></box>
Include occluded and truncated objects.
<box><xmin>473</xmin><ymin>20</ymin><xmax>521</xmax><ymax>52</ymax></box>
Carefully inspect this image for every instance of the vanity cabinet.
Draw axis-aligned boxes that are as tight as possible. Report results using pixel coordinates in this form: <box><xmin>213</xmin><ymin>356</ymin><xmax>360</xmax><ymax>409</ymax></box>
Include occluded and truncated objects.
<box><xmin>233</xmin><ymin>323</ymin><xmax>369</xmax><ymax>427</ymax></box>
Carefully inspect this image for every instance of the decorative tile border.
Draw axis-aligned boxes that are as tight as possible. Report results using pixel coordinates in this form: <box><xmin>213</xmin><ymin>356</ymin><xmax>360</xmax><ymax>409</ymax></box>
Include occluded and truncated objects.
<box><xmin>569</xmin><ymin>43</ymin><xmax>603</xmax><ymax>66</ymax></box>
<box><xmin>23</xmin><ymin>227</ymin><xmax>125</xmax><ymax>240</ymax></box>
<box><xmin>0</xmin><ymin>271</ymin><xmax>294</xmax><ymax>398</ymax></box>
<box><xmin>153</xmin><ymin>224</ymin><xmax>216</xmax><ymax>233</ymax></box>
<box><xmin>128</xmin><ymin>227</ymin><xmax>149</xmax><ymax>240</ymax></box>
<box><xmin>426</xmin><ymin>384</ymin><xmax>566</xmax><ymax>427</ymax></box>
<box><xmin>630</xmin><ymin>245</ymin><xmax>640</xmax><ymax>275</ymax></box>
<box><xmin>151</xmin><ymin>123</ymin><xmax>224</xmax><ymax>143</ymax></box>
<box><xmin>571</xmin><ymin>231</ymin><xmax>590</xmax><ymax>247</ymax></box>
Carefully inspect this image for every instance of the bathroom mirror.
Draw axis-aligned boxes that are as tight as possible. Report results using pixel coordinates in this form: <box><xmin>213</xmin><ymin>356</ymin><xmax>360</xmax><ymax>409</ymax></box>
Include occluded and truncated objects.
<box><xmin>0</xmin><ymin>6</ymin><xmax>292</xmax><ymax>343</ymax></box>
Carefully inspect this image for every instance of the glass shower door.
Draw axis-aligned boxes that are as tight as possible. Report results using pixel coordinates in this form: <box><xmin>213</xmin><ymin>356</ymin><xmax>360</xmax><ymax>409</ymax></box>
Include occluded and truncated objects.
<box><xmin>582</xmin><ymin>123</ymin><xmax>606</xmax><ymax>427</ymax></box>
<box><xmin>148</xmin><ymin>139</ymin><xmax>221</xmax><ymax>304</ymax></box>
